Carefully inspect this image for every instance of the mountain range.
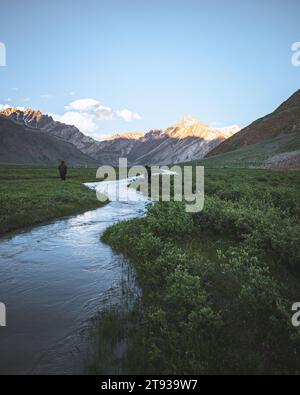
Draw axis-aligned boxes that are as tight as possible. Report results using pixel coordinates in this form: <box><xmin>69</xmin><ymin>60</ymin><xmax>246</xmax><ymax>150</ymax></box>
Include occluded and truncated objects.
<box><xmin>0</xmin><ymin>109</ymin><xmax>239</xmax><ymax>166</ymax></box>
<box><xmin>1</xmin><ymin>89</ymin><xmax>299</xmax><ymax>169</ymax></box>
<box><xmin>100</xmin><ymin>116</ymin><xmax>240</xmax><ymax>165</ymax></box>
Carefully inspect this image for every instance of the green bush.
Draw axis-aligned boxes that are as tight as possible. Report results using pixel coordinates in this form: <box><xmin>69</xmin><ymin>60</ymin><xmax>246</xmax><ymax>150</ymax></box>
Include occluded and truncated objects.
<box><xmin>100</xmin><ymin>169</ymin><xmax>300</xmax><ymax>374</ymax></box>
<box><xmin>146</xmin><ymin>202</ymin><xmax>195</xmax><ymax>238</ymax></box>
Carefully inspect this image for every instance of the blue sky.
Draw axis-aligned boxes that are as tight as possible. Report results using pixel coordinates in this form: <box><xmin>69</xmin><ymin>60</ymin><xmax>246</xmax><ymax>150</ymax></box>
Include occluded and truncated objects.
<box><xmin>0</xmin><ymin>0</ymin><xmax>299</xmax><ymax>140</ymax></box>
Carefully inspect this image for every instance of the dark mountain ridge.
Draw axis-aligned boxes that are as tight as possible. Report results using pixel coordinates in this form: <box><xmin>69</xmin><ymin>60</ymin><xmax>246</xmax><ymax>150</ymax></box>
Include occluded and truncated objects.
<box><xmin>0</xmin><ymin>116</ymin><xmax>98</xmax><ymax>166</ymax></box>
<box><xmin>207</xmin><ymin>89</ymin><xmax>300</xmax><ymax>158</ymax></box>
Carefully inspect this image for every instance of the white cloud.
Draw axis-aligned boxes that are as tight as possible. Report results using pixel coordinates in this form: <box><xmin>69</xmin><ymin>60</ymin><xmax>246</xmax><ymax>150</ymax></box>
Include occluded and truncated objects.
<box><xmin>49</xmin><ymin>98</ymin><xmax>142</xmax><ymax>138</ymax></box>
<box><xmin>40</xmin><ymin>94</ymin><xmax>52</xmax><ymax>99</ymax></box>
<box><xmin>66</xmin><ymin>98</ymin><xmax>98</xmax><ymax>112</ymax></box>
<box><xmin>50</xmin><ymin>111</ymin><xmax>98</xmax><ymax>135</ymax></box>
<box><xmin>66</xmin><ymin>99</ymin><xmax>115</xmax><ymax>121</ymax></box>
<box><xmin>23</xmin><ymin>97</ymin><xmax>31</xmax><ymax>102</ymax></box>
<box><xmin>117</xmin><ymin>108</ymin><xmax>142</xmax><ymax>122</ymax></box>
<box><xmin>65</xmin><ymin>98</ymin><xmax>142</xmax><ymax>122</ymax></box>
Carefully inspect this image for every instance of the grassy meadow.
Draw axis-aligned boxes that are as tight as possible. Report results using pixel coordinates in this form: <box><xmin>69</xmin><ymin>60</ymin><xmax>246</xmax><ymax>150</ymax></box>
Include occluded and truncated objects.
<box><xmin>0</xmin><ymin>165</ymin><xmax>104</xmax><ymax>234</ymax></box>
<box><xmin>98</xmin><ymin>167</ymin><xmax>300</xmax><ymax>374</ymax></box>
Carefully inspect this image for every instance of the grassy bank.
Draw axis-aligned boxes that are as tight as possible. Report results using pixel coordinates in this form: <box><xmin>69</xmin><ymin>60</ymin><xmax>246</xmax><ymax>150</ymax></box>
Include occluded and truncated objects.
<box><xmin>99</xmin><ymin>168</ymin><xmax>300</xmax><ymax>374</ymax></box>
<box><xmin>0</xmin><ymin>165</ymin><xmax>105</xmax><ymax>234</ymax></box>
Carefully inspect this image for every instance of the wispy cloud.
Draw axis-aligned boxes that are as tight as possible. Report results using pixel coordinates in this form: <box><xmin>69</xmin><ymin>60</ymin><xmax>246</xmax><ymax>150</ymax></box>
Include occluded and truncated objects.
<box><xmin>64</xmin><ymin>91</ymin><xmax>76</xmax><ymax>97</ymax></box>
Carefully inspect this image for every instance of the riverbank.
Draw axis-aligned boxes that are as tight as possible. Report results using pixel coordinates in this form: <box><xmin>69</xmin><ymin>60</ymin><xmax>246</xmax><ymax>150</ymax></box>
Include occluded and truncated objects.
<box><xmin>0</xmin><ymin>165</ymin><xmax>106</xmax><ymax>234</ymax></box>
<box><xmin>100</xmin><ymin>168</ymin><xmax>300</xmax><ymax>374</ymax></box>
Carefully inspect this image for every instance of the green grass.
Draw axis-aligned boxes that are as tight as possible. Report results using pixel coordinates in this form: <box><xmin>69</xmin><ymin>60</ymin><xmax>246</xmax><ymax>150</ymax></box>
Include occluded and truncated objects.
<box><xmin>188</xmin><ymin>132</ymin><xmax>300</xmax><ymax>168</ymax></box>
<box><xmin>0</xmin><ymin>165</ymin><xmax>105</xmax><ymax>234</ymax></box>
<box><xmin>99</xmin><ymin>167</ymin><xmax>300</xmax><ymax>374</ymax></box>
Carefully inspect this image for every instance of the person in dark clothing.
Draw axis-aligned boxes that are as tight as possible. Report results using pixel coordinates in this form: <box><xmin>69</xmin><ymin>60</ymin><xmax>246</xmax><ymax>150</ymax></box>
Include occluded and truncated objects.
<box><xmin>58</xmin><ymin>161</ymin><xmax>68</xmax><ymax>181</ymax></box>
<box><xmin>145</xmin><ymin>165</ymin><xmax>152</xmax><ymax>186</ymax></box>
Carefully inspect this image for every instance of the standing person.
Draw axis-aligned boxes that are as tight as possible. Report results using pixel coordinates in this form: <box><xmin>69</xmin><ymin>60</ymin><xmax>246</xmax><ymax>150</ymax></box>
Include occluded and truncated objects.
<box><xmin>145</xmin><ymin>165</ymin><xmax>152</xmax><ymax>186</ymax></box>
<box><xmin>58</xmin><ymin>161</ymin><xmax>68</xmax><ymax>181</ymax></box>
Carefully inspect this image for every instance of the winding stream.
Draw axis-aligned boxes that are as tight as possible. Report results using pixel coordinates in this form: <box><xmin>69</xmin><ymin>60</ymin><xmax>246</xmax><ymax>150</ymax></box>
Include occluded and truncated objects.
<box><xmin>0</xmin><ymin>177</ymin><xmax>148</xmax><ymax>374</ymax></box>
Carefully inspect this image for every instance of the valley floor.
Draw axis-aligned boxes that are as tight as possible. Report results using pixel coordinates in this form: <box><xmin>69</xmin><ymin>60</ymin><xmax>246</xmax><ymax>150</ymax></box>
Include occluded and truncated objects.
<box><xmin>96</xmin><ymin>168</ymin><xmax>300</xmax><ymax>374</ymax></box>
<box><xmin>0</xmin><ymin>166</ymin><xmax>105</xmax><ymax>234</ymax></box>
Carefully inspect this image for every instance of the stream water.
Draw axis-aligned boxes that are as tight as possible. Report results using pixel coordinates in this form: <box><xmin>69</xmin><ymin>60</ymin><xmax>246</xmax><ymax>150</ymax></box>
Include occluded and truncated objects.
<box><xmin>0</xmin><ymin>177</ymin><xmax>148</xmax><ymax>374</ymax></box>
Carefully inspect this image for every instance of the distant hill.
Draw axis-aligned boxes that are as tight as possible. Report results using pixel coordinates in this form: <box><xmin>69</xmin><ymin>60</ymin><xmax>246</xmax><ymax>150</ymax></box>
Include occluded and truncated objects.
<box><xmin>205</xmin><ymin>90</ymin><xmax>300</xmax><ymax>169</ymax></box>
<box><xmin>0</xmin><ymin>116</ymin><xmax>99</xmax><ymax>166</ymax></box>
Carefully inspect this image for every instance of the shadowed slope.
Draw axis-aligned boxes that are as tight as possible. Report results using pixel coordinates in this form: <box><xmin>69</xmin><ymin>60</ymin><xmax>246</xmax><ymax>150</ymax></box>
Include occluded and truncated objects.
<box><xmin>0</xmin><ymin>116</ymin><xmax>98</xmax><ymax>166</ymax></box>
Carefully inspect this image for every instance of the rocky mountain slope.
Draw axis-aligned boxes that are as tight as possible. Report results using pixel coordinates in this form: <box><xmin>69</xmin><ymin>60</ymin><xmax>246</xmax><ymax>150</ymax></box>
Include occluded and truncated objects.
<box><xmin>126</xmin><ymin>116</ymin><xmax>239</xmax><ymax>165</ymax></box>
<box><xmin>98</xmin><ymin>116</ymin><xmax>239</xmax><ymax>165</ymax></box>
<box><xmin>95</xmin><ymin>117</ymin><xmax>239</xmax><ymax>165</ymax></box>
<box><xmin>0</xmin><ymin>116</ymin><xmax>98</xmax><ymax>166</ymax></box>
<box><xmin>207</xmin><ymin>89</ymin><xmax>300</xmax><ymax>159</ymax></box>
